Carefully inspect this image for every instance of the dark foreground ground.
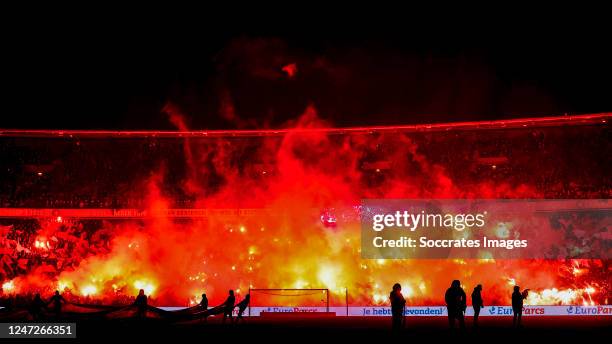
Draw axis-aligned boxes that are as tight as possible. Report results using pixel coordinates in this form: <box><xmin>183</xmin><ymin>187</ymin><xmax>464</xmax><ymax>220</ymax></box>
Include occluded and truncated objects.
<box><xmin>11</xmin><ymin>315</ymin><xmax>603</xmax><ymax>342</ymax></box>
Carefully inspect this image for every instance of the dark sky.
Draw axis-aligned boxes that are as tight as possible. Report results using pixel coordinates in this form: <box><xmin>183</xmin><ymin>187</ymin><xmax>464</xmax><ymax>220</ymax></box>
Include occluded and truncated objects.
<box><xmin>1</xmin><ymin>14</ymin><xmax>611</xmax><ymax>130</ymax></box>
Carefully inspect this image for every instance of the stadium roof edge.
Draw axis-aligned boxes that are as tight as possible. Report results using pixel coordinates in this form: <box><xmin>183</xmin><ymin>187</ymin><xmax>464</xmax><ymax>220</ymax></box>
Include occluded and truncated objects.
<box><xmin>0</xmin><ymin>113</ymin><xmax>609</xmax><ymax>138</ymax></box>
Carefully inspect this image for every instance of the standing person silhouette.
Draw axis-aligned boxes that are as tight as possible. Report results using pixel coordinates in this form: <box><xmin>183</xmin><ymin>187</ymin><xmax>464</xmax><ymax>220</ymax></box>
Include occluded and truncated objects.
<box><xmin>30</xmin><ymin>293</ymin><xmax>46</xmax><ymax>321</ymax></box>
<box><xmin>471</xmin><ymin>285</ymin><xmax>484</xmax><ymax>328</ymax></box>
<box><xmin>199</xmin><ymin>293</ymin><xmax>209</xmax><ymax>322</ymax></box>
<box><xmin>134</xmin><ymin>289</ymin><xmax>148</xmax><ymax>318</ymax></box>
<box><xmin>512</xmin><ymin>286</ymin><xmax>528</xmax><ymax>327</ymax></box>
<box><xmin>235</xmin><ymin>294</ymin><xmax>250</xmax><ymax>323</ymax></box>
<box><xmin>445</xmin><ymin>280</ymin><xmax>466</xmax><ymax>330</ymax></box>
<box><xmin>389</xmin><ymin>283</ymin><xmax>406</xmax><ymax>332</ymax></box>
<box><xmin>222</xmin><ymin>290</ymin><xmax>235</xmax><ymax>323</ymax></box>
<box><xmin>47</xmin><ymin>290</ymin><xmax>66</xmax><ymax>318</ymax></box>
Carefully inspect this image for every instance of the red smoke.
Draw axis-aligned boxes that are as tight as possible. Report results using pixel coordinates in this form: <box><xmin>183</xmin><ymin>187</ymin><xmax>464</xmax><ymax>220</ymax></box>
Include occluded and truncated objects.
<box><xmin>1</xmin><ymin>108</ymin><xmax>609</xmax><ymax>308</ymax></box>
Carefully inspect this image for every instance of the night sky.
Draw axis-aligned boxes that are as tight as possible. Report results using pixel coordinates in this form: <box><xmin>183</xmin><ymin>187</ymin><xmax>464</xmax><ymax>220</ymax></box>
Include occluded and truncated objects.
<box><xmin>2</xmin><ymin>13</ymin><xmax>611</xmax><ymax>130</ymax></box>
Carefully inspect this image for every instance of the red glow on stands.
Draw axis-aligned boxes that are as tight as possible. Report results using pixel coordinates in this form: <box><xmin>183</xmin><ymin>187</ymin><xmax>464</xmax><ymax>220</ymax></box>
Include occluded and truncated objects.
<box><xmin>0</xmin><ymin>111</ymin><xmax>609</xmax><ymax>307</ymax></box>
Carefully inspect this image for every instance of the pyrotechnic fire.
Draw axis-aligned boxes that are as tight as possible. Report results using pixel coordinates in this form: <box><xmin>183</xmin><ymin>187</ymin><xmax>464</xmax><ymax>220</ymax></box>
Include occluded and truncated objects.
<box><xmin>527</xmin><ymin>288</ymin><xmax>577</xmax><ymax>305</ymax></box>
<box><xmin>134</xmin><ymin>280</ymin><xmax>156</xmax><ymax>295</ymax></box>
<box><xmin>0</xmin><ymin>110</ymin><xmax>609</xmax><ymax>307</ymax></box>
<box><xmin>34</xmin><ymin>238</ymin><xmax>50</xmax><ymax>250</ymax></box>
<box><xmin>525</xmin><ymin>287</ymin><xmax>598</xmax><ymax>306</ymax></box>
<box><xmin>2</xmin><ymin>280</ymin><xmax>15</xmax><ymax>293</ymax></box>
<box><xmin>80</xmin><ymin>284</ymin><xmax>98</xmax><ymax>297</ymax></box>
<box><xmin>57</xmin><ymin>280</ymin><xmax>70</xmax><ymax>292</ymax></box>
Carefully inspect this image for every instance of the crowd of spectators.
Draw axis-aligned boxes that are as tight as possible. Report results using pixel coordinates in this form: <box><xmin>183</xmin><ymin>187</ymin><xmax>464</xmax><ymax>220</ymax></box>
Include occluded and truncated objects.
<box><xmin>0</xmin><ymin>125</ymin><xmax>609</xmax><ymax>300</ymax></box>
<box><xmin>0</xmin><ymin>219</ymin><xmax>112</xmax><ymax>283</ymax></box>
<box><xmin>0</xmin><ymin>126</ymin><xmax>609</xmax><ymax>209</ymax></box>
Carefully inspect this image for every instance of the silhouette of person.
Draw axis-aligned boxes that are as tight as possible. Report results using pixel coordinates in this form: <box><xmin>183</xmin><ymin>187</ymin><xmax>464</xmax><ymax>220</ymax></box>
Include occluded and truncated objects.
<box><xmin>512</xmin><ymin>286</ymin><xmax>528</xmax><ymax>327</ymax></box>
<box><xmin>445</xmin><ymin>280</ymin><xmax>466</xmax><ymax>330</ymax></box>
<box><xmin>471</xmin><ymin>284</ymin><xmax>484</xmax><ymax>328</ymax></box>
<box><xmin>199</xmin><ymin>293</ymin><xmax>208</xmax><ymax>309</ymax></box>
<box><xmin>222</xmin><ymin>290</ymin><xmax>235</xmax><ymax>323</ymax></box>
<box><xmin>133</xmin><ymin>289</ymin><xmax>148</xmax><ymax>318</ymax></box>
<box><xmin>235</xmin><ymin>294</ymin><xmax>250</xmax><ymax>323</ymax></box>
<box><xmin>29</xmin><ymin>293</ymin><xmax>46</xmax><ymax>321</ymax></box>
<box><xmin>47</xmin><ymin>290</ymin><xmax>66</xmax><ymax>318</ymax></box>
<box><xmin>199</xmin><ymin>293</ymin><xmax>209</xmax><ymax>322</ymax></box>
<box><xmin>390</xmin><ymin>283</ymin><xmax>406</xmax><ymax>332</ymax></box>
